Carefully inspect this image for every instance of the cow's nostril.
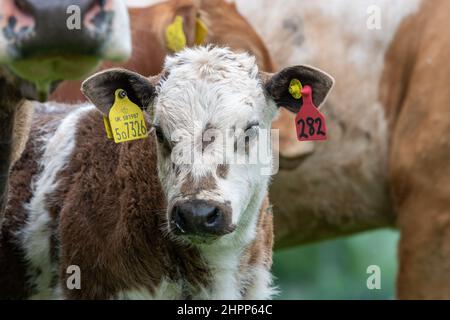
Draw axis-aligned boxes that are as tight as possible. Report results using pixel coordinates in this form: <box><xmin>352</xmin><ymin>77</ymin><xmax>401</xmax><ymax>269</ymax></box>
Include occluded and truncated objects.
<box><xmin>205</xmin><ymin>208</ymin><xmax>220</xmax><ymax>227</ymax></box>
<box><xmin>86</xmin><ymin>0</ymin><xmax>104</xmax><ymax>12</ymax></box>
<box><xmin>86</xmin><ymin>0</ymin><xmax>110</xmax><ymax>14</ymax></box>
<box><xmin>13</xmin><ymin>0</ymin><xmax>33</xmax><ymax>15</ymax></box>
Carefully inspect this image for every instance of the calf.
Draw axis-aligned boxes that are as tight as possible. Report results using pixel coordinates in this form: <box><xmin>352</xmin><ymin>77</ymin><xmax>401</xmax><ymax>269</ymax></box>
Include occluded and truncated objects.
<box><xmin>0</xmin><ymin>47</ymin><xmax>333</xmax><ymax>299</ymax></box>
<box><xmin>0</xmin><ymin>0</ymin><xmax>131</xmax><ymax>228</ymax></box>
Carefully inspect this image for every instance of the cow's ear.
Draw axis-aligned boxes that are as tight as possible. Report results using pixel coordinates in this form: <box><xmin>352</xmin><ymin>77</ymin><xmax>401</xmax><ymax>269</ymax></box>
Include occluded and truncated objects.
<box><xmin>262</xmin><ymin>66</ymin><xmax>334</xmax><ymax>113</ymax></box>
<box><xmin>81</xmin><ymin>68</ymin><xmax>157</xmax><ymax>115</ymax></box>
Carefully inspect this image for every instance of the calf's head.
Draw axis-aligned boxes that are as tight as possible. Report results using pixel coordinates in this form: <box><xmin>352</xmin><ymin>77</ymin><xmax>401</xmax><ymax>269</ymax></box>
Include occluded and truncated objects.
<box><xmin>0</xmin><ymin>0</ymin><xmax>131</xmax><ymax>96</ymax></box>
<box><xmin>82</xmin><ymin>47</ymin><xmax>333</xmax><ymax>244</ymax></box>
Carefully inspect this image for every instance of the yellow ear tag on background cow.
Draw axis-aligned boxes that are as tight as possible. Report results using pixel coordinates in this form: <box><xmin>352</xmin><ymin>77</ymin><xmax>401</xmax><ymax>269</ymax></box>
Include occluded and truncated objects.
<box><xmin>195</xmin><ymin>17</ymin><xmax>208</xmax><ymax>45</ymax></box>
<box><xmin>166</xmin><ymin>15</ymin><xmax>187</xmax><ymax>52</ymax></box>
<box><xmin>108</xmin><ymin>89</ymin><xmax>148</xmax><ymax>143</ymax></box>
<box><xmin>289</xmin><ymin>79</ymin><xmax>303</xmax><ymax>100</ymax></box>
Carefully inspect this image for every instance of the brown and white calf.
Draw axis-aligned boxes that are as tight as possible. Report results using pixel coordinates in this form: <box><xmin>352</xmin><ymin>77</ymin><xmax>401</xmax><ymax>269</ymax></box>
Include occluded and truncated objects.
<box><xmin>0</xmin><ymin>47</ymin><xmax>333</xmax><ymax>299</ymax></box>
<box><xmin>0</xmin><ymin>0</ymin><xmax>131</xmax><ymax>228</ymax></box>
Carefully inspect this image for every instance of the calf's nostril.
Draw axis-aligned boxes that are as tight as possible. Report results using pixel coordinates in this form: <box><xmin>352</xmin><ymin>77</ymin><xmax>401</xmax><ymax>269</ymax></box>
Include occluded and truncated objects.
<box><xmin>171</xmin><ymin>201</ymin><xmax>231</xmax><ymax>236</ymax></box>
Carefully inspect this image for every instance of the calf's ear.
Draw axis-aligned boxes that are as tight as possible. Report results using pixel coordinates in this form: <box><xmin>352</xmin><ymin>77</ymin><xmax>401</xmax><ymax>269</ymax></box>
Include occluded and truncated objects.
<box><xmin>81</xmin><ymin>68</ymin><xmax>157</xmax><ymax>115</ymax></box>
<box><xmin>262</xmin><ymin>66</ymin><xmax>334</xmax><ymax>113</ymax></box>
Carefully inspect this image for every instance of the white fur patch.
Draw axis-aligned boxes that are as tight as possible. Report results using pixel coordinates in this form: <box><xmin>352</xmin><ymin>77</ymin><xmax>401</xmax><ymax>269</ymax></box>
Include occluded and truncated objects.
<box><xmin>236</xmin><ymin>0</ymin><xmax>422</xmax><ymax>68</ymax></box>
<box><xmin>242</xmin><ymin>266</ymin><xmax>277</xmax><ymax>300</ymax></box>
<box><xmin>101</xmin><ymin>0</ymin><xmax>132</xmax><ymax>61</ymax></box>
<box><xmin>196</xmin><ymin>247</ymin><xmax>242</xmax><ymax>300</ymax></box>
<box><xmin>20</xmin><ymin>105</ymin><xmax>94</xmax><ymax>299</ymax></box>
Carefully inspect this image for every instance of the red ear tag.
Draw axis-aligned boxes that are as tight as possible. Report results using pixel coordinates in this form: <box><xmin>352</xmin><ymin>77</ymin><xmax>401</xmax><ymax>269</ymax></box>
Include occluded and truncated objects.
<box><xmin>295</xmin><ymin>85</ymin><xmax>327</xmax><ymax>141</ymax></box>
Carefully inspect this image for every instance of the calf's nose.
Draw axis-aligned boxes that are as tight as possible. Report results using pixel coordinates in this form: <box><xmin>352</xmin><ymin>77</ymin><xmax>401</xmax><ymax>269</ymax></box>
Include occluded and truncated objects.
<box><xmin>171</xmin><ymin>200</ymin><xmax>233</xmax><ymax>236</ymax></box>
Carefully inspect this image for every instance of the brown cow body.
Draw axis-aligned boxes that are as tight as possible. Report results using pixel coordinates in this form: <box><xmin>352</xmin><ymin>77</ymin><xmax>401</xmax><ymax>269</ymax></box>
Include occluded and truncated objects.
<box><xmin>381</xmin><ymin>0</ymin><xmax>450</xmax><ymax>299</ymax></box>
<box><xmin>238</xmin><ymin>0</ymin><xmax>450</xmax><ymax>298</ymax></box>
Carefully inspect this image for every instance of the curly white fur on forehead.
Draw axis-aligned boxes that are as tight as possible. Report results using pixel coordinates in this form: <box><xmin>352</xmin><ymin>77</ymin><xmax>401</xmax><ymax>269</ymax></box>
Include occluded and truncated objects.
<box><xmin>163</xmin><ymin>46</ymin><xmax>260</xmax><ymax>83</ymax></box>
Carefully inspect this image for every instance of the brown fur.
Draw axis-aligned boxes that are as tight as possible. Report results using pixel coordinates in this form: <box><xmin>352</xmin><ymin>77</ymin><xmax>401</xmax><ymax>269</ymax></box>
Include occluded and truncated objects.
<box><xmin>11</xmin><ymin>101</ymin><xmax>34</xmax><ymax>166</ymax></box>
<box><xmin>0</xmin><ymin>69</ymin><xmax>30</xmax><ymax>229</ymax></box>
<box><xmin>54</xmin><ymin>110</ymin><xmax>210</xmax><ymax>298</ymax></box>
<box><xmin>0</xmin><ymin>107</ymin><xmax>63</xmax><ymax>299</ymax></box>
<box><xmin>216</xmin><ymin>164</ymin><xmax>229</xmax><ymax>179</ymax></box>
<box><xmin>380</xmin><ymin>0</ymin><xmax>450</xmax><ymax>299</ymax></box>
<box><xmin>240</xmin><ymin>196</ymin><xmax>273</xmax><ymax>298</ymax></box>
<box><xmin>241</xmin><ymin>196</ymin><xmax>273</xmax><ymax>270</ymax></box>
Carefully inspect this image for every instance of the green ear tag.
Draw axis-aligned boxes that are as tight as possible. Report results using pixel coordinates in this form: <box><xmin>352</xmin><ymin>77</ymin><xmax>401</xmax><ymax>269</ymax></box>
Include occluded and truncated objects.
<box><xmin>108</xmin><ymin>89</ymin><xmax>149</xmax><ymax>143</ymax></box>
<box><xmin>289</xmin><ymin>79</ymin><xmax>303</xmax><ymax>100</ymax></box>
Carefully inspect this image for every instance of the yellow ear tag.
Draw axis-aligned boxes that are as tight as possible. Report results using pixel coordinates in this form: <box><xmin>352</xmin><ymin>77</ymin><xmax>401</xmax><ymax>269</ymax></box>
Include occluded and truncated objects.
<box><xmin>103</xmin><ymin>115</ymin><xmax>113</xmax><ymax>140</ymax></box>
<box><xmin>289</xmin><ymin>79</ymin><xmax>303</xmax><ymax>100</ymax></box>
<box><xmin>195</xmin><ymin>17</ymin><xmax>208</xmax><ymax>45</ymax></box>
<box><xmin>108</xmin><ymin>89</ymin><xmax>149</xmax><ymax>143</ymax></box>
<box><xmin>166</xmin><ymin>15</ymin><xmax>187</xmax><ymax>53</ymax></box>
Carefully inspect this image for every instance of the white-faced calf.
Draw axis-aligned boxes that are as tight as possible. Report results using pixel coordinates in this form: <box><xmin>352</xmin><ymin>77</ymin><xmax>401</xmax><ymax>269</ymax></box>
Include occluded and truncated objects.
<box><xmin>0</xmin><ymin>47</ymin><xmax>333</xmax><ymax>299</ymax></box>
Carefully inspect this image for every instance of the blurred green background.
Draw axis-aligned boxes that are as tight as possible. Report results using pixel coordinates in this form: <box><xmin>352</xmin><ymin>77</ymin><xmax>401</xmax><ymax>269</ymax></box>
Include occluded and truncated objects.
<box><xmin>272</xmin><ymin>229</ymin><xmax>399</xmax><ymax>300</ymax></box>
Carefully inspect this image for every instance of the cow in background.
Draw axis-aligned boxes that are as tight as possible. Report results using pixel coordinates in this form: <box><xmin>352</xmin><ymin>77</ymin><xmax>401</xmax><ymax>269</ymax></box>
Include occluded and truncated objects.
<box><xmin>237</xmin><ymin>0</ymin><xmax>450</xmax><ymax>299</ymax></box>
<box><xmin>0</xmin><ymin>0</ymin><xmax>131</xmax><ymax>228</ymax></box>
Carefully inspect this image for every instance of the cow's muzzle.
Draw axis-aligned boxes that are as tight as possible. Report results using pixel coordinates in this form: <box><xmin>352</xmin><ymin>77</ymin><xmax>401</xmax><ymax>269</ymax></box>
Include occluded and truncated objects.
<box><xmin>2</xmin><ymin>0</ymin><xmax>117</xmax><ymax>59</ymax></box>
<box><xmin>170</xmin><ymin>200</ymin><xmax>236</xmax><ymax>239</ymax></box>
<box><xmin>1</xmin><ymin>0</ymin><xmax>130</xmax><ymax>95</ymax></box>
